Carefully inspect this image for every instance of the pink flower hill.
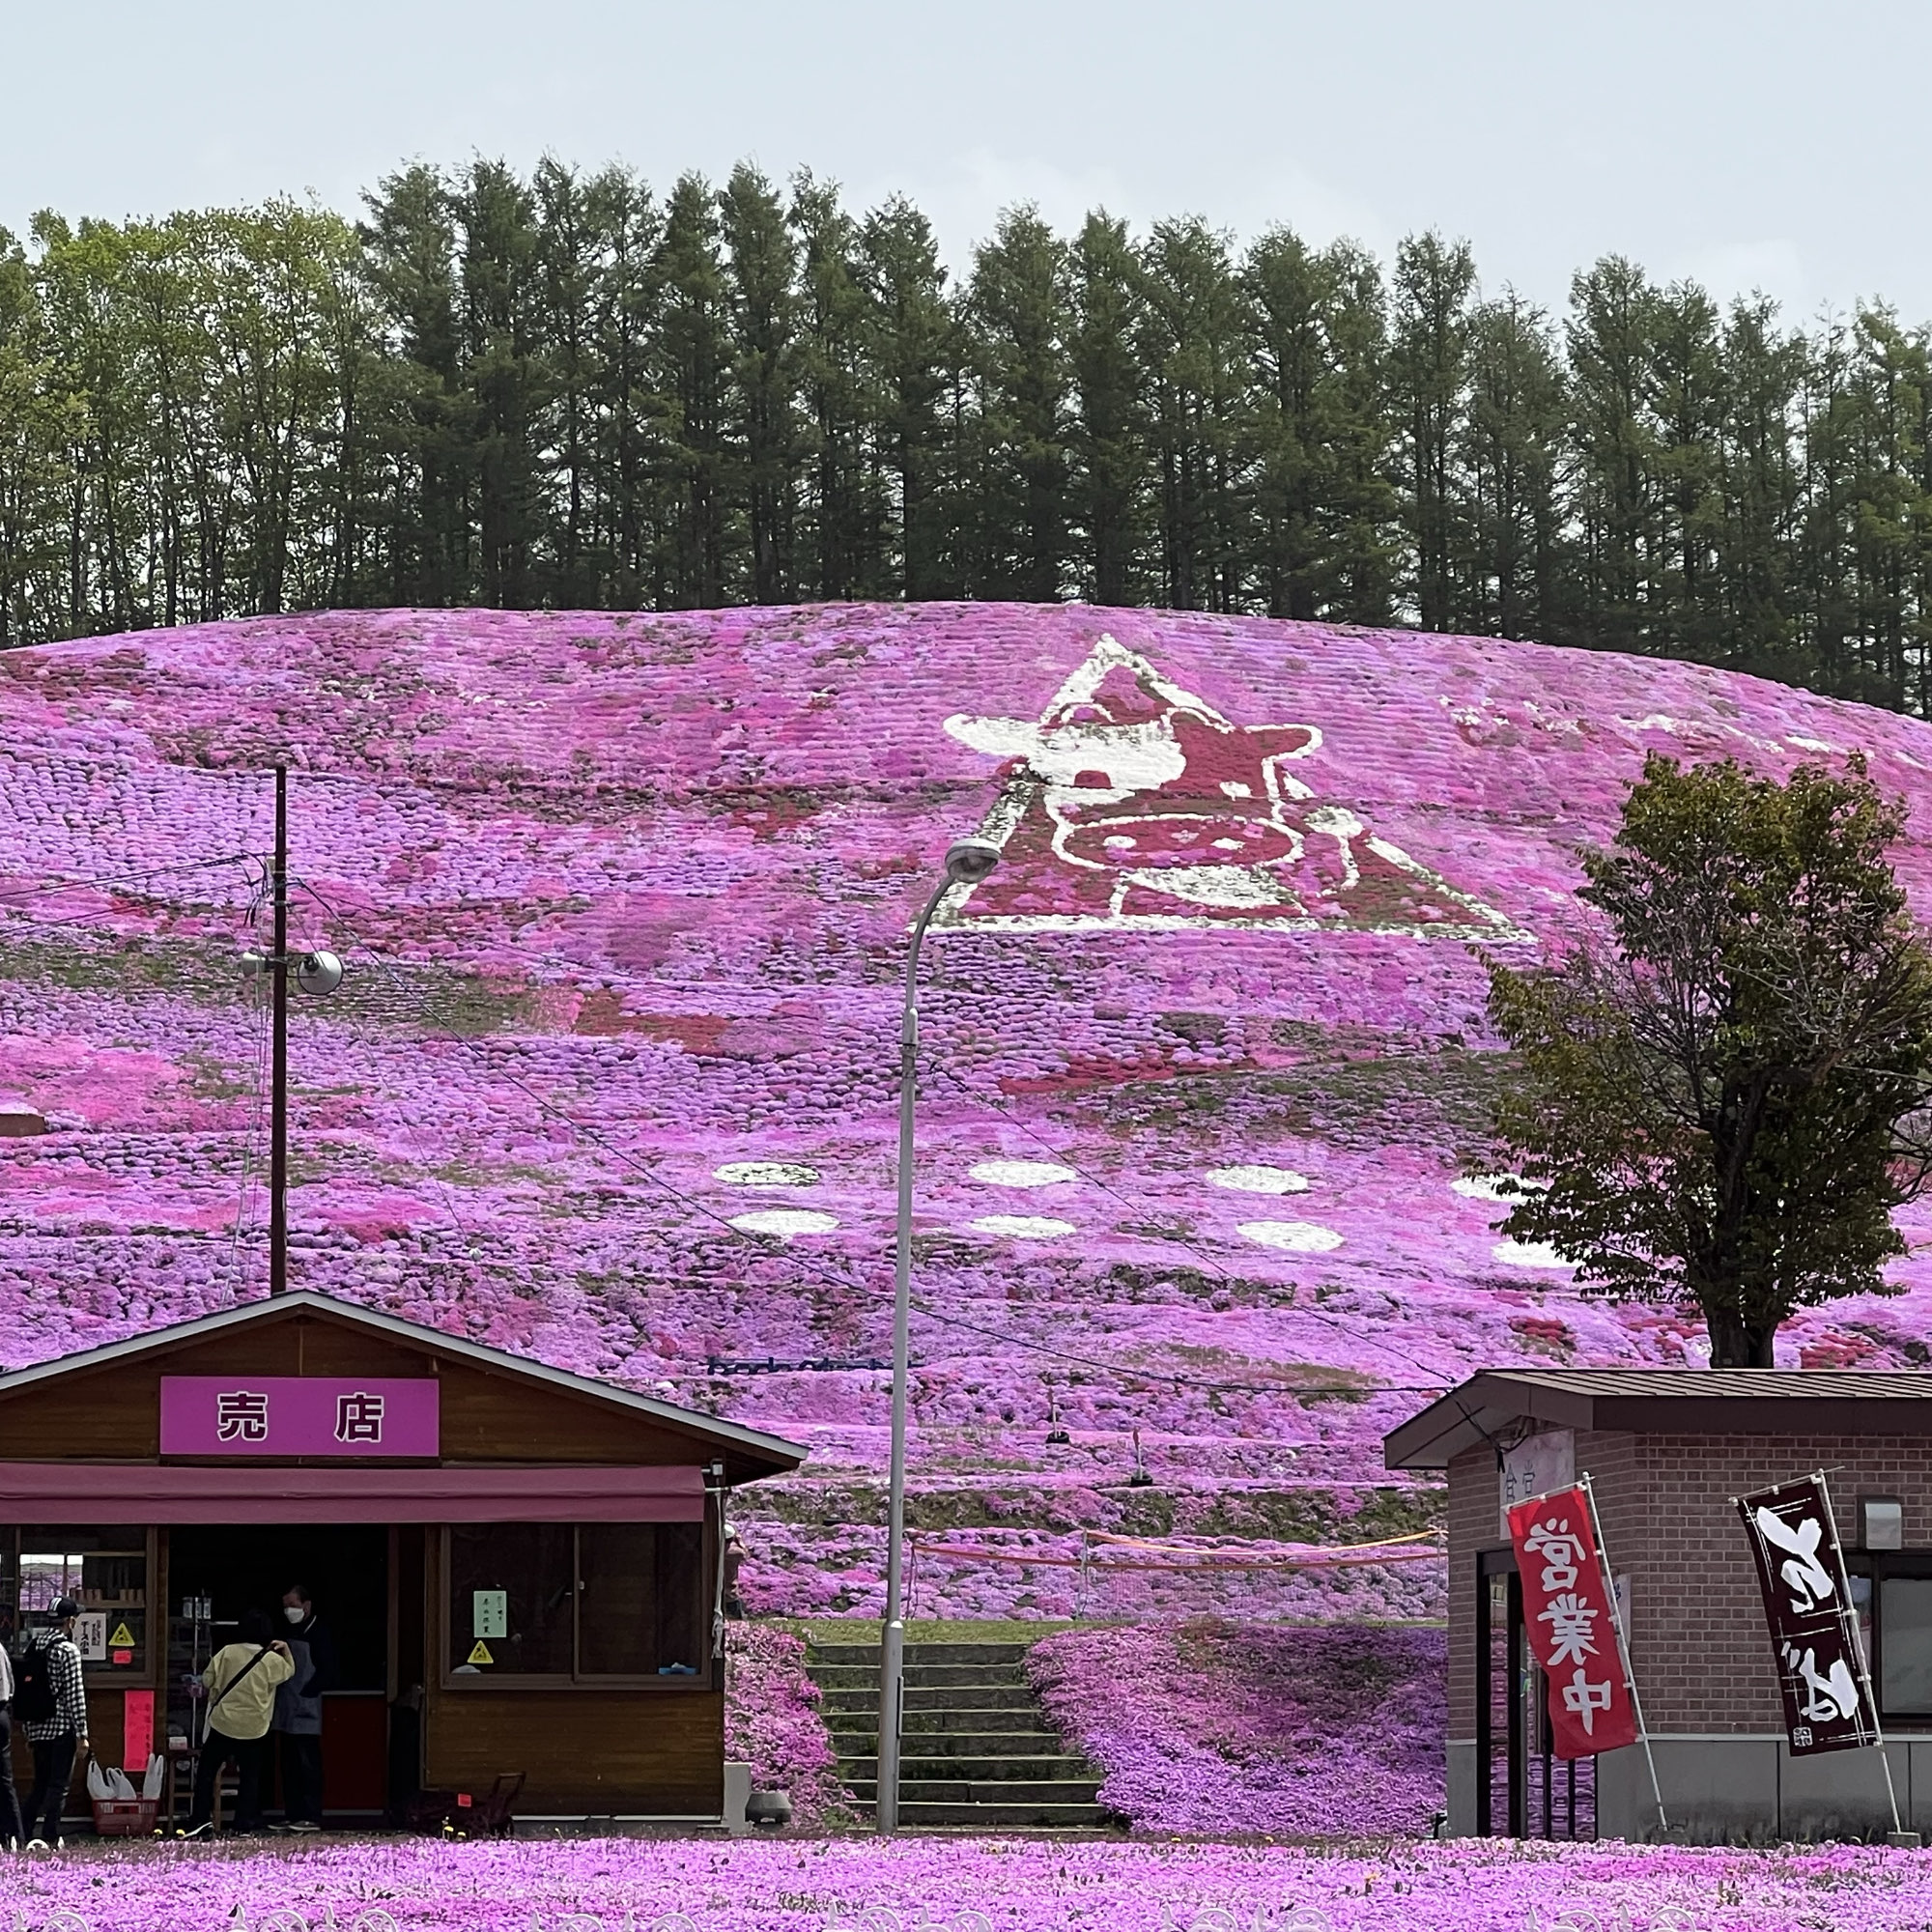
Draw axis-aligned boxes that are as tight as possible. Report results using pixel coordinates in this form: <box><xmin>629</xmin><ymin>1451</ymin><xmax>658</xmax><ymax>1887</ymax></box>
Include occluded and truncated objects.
<box><xmin>5</xmin><ymin>602</ymin><xmax>1932</xmax><ymax>1617</ymax></box>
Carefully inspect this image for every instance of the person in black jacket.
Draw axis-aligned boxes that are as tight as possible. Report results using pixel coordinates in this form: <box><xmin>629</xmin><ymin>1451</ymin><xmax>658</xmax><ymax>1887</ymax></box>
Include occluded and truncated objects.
<box><xmin>272</xmin><ymin>1583</ymin><xmax>338</xmax><ymax>1833</ymax></box>
<box><xmin>21</xmin><ymin>1597</ymin><xmax>89</xmax><ymax>1851</ymax></box>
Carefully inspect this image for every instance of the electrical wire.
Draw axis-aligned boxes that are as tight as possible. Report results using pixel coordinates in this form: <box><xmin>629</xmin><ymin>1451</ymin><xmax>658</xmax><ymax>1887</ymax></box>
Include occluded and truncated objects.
<box><xmin>0</xmin><ymin>852</ymin><xmax>260</xmax><ymax>906</ymax></box>
<box><xmin>289</xmin><ymin>880</ymin><xmax>1456</xmax><ymax>1402</ymax></box>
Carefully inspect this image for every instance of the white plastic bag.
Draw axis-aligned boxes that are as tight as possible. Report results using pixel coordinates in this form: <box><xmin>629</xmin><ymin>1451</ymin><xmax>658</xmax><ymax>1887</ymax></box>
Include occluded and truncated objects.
<box><xmin>85</xmin><ymin>1758</ymin><xmax>113</xmax><ymax>1802</ymax></box>
<box><xmin>107</xmin><ymin>1766</ymin><xmax>137</xmax><ymax>1801</ymax></box>
<box><xmin>140</xmin><ymin>1753</ymin><xmax>164</xmax><ymax>1799</ymax></box>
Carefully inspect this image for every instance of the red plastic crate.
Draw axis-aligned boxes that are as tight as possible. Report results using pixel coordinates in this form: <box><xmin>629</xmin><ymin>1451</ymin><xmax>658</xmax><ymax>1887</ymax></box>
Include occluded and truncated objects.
<box><xmin>91</xmin><ymin>1797</ymin><xmax>159</xmax><ymax>1837</ymax></box>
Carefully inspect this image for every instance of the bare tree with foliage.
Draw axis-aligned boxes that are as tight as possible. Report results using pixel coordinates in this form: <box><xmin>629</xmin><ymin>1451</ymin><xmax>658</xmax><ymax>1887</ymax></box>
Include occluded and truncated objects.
<box><xmin>1485</xmin><ymin>753</ymin><xmax>1932</xmax><ymax>1367</ymax></box>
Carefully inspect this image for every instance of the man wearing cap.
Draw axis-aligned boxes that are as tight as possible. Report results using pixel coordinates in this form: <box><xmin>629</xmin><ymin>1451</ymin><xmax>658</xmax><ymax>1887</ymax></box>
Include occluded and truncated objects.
<box><xmin>21</xmin><ymin>1597</ymin><xmax>89</xmax><ymax>1850</ymax></box>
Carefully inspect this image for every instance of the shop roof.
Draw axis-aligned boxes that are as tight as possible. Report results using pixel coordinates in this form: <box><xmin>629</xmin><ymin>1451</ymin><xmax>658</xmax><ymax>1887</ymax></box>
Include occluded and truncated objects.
<box><xmin>1383</xmin><ymin>1367</ymin><xmax>1932</xmax><ymax>1470</ymax></box>
<box><xmin>0</xmin><ymin>1291</ymin><xmax>807</xmax><ymax>1482</ymax></box>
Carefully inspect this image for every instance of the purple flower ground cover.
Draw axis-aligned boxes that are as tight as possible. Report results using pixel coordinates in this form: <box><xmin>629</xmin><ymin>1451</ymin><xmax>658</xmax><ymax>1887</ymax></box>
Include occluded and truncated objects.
<box><xmin>0</xmin><ymin>1835</ymin><xmax>1923</xmax><ymax>1931</ymax></box>
<box><xmin>724</xmin><ymin>1624</ymin><xmax>850</xmax><ymax>1827</ymax></box>
<box><xmin>14</xmin><ymin>602</ymin><xmax>1932</xmax><ymax>1617</ymax></box>
<box><xmin>1029</xmin><ymin>1620</ymin><xmax>1446</xmax><ymax>1837</ymax></box>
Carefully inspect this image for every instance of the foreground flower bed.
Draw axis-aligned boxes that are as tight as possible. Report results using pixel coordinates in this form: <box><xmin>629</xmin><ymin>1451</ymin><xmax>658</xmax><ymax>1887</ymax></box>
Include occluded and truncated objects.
<box><xmin>0</xmin><ymin>1834</ymin><xmax>1923</xmax><ymax>1931</ymax></box>
<box><xmin>1029</xmin><ymin>1619</ymin><xmax>1446</xmax><ymax>1835</ymax></box>
<box><xmin>724</xmin><ymin>1623</ymin><xmax>850</xmax><ymax>1826</ymax></box>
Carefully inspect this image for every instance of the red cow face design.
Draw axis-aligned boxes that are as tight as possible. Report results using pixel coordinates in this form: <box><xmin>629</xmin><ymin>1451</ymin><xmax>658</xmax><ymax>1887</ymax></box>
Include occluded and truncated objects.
<box><xmin>936</xmin><ymin>633</ymin><xmax>1529</xmax><ymax>940</ymax></box>
<box><xmin>1057</xmin><ymin>810</ymin><xmax>1302</xmax><ymax>872</ymax></box>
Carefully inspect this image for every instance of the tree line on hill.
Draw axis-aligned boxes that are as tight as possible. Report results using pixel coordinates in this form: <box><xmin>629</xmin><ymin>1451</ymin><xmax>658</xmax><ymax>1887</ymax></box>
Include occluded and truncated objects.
<box><xmin>3</xmin><ymin>157</ymin><xmax>1932</xmax><ymax>713</ymax></box>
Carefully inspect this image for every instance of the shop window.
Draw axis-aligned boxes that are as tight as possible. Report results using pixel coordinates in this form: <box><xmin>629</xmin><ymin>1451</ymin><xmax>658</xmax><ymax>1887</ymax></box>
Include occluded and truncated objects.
<box><xmin>1880</xmin><ymin>1577</ymin><xmax>1932</xmax><ymax>1716</ymax></box>
<box><xmin>578</xmin><ymin>1524</ymin><xmax>705</xmax><ymax>1677</ymax></box>
<box><xmin>448</xmin><ymin>1524</ymin><xmax>573</xmax><ymax>1677</ymax></box>
<box><xmin>444</xmin><ymin>1523</ymin><xmax>710</xmax><ymax>1685</ymax></box>
<box><xmin>18</xmin><ymin>1529</ymin><xmax>149</xmax><ymax>1676</ymax></box>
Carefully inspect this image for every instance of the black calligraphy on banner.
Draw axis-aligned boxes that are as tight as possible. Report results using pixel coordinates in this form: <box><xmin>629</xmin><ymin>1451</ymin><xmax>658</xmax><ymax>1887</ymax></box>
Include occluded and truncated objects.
<box><xmin>1736</xmin><ymin>1477</ymin><xmax>1880</xmax><ymax>1755</ymax></box>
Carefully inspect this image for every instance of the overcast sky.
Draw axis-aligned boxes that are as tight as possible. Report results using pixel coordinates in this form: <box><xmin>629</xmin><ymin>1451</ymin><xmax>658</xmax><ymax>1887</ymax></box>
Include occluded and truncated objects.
<box><xmin>7</xmin><ymin>0</ymin><xmax>1928</xmax><ymax>323</ymax></box>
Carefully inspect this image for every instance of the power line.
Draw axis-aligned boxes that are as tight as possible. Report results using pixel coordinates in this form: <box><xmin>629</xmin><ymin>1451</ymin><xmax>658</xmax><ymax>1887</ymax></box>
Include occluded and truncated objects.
<box><xmin>288</xmin><ymin>879</ymin><xmax>1452</xmax><ymax>1402</ymax></box>
<box><xmin>0</xmin><ymin>852</ymin><xmax>259</xmax><ymax>906</ymax></box>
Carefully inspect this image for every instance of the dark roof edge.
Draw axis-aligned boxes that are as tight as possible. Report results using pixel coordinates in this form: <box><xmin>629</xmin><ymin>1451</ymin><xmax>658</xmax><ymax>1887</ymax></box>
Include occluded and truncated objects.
<box><xmin>0</xmin><ymin>1292</ymin><xmax>807</xmax><ymax>1473</ymax></box>
<box><xmin>1385</xmin><ymin>1368</ymin><xmax>1932</xmax><ymax>1471</ymax></box>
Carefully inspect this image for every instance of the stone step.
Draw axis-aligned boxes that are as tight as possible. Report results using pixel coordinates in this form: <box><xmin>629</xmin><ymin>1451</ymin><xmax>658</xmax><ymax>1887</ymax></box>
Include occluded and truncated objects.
<box><xmin>838</xmin><ymin>1754</ymin><xmax>1098</xmax><ymax>1784</ymax></box>
<box><xmin>828</xmin><ymin>1727</ymin><xmax>1072</xmax><ymax>1759</ymax></box>
<box><xmin>844</xmin><ymin>1778</ymin><xmax>1105</xmax><ymax>1806</ymax></box>
<box><xmin>808</xmin><ymin>1641</ymin><xmax>1034</xmax><ymax>1667</ymax></box>
<box><xmin>892</xmin><ymin>1801</ymin><xmax>1112</xmax><ymax>1829</ymax></box>
<box><xmin>825</xmin><ymin>1705</ymin><xmax>1055</xmax><ymax>1737</ymax></box>
<box><xmin>821</xmin><ymin>1684</ymin><xmax>1037</xmax><ymax>1715</ymax></box>
<box><xmin>810</xmin><ymin>1661</ymin><xmax>1029</xmax><ymax>1691</ymax></box>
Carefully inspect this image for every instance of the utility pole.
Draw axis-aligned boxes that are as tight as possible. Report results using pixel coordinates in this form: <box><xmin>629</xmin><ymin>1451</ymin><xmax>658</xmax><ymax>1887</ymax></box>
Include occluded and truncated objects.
<box><xmin>242</xmin><ymin>764</ymin><xmax>341</xmax><ymax>1296</ymax></box>
<box><xmin>270</xmin><ymin>763</ymin><xmax>289</xmax><ymax>1297</ymax></box>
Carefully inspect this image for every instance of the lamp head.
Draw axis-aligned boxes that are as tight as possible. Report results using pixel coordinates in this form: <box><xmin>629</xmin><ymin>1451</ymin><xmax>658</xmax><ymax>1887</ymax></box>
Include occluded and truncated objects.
<box><xmin>296</xmin><ymin>950</ymin><xmax>344</xmax><ymax>996</ymax></box>
<box><xmin>943</xmin><ymin>838</ymin><xmax>1002</xmax><ymax>886</ymax></box>
<box><xmin>239</xmin><ymin>950</ymin><xmax>269</xmax><ymax>980</ymax></box>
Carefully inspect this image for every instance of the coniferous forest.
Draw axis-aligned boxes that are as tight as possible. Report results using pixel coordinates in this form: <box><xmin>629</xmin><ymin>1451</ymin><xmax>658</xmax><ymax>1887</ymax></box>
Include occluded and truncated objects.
<box><xmin>5</xmin><ymin>156</ymin><xmax>1932</xmax><ymax>714</ymax></box>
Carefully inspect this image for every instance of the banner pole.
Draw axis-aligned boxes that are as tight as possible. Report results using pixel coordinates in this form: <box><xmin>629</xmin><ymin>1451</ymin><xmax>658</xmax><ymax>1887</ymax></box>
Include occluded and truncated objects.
<box><xmin>1580</xmin><ymin>1472</ymin><xmax>1668</xmax><ymax>1837</ymax></box>
<box><xmin>1816</xmin><ymin>1471</ymin><xmax>1904</xmax><ymax>1838</ymax></box>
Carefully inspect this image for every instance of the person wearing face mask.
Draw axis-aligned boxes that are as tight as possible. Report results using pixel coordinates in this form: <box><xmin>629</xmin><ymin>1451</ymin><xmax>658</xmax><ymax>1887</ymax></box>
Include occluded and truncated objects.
<box><xmin>270</xmin><ymin>1584</ymin><xmax>338</xmax><ymax>1833</ymax></box>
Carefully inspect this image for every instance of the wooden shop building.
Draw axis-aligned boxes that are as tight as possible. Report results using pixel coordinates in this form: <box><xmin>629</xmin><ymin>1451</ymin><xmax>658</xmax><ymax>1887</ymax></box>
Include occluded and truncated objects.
<box><xmin>0</xmin><ymin>1291</ymin><xmax>804</xmax><ymax>1831</ymax></box>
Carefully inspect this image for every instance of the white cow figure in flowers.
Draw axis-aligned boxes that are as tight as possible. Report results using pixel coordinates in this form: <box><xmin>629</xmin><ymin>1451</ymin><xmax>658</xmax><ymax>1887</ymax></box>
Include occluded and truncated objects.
<box><xmin>940</xmin><ymin>633</ymin><xmax>1526</xmax><ymax>939</ymax></box>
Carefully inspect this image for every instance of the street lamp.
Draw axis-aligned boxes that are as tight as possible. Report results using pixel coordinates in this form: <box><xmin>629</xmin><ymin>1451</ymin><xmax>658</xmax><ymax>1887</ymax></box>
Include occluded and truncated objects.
<box><xmin>875</xmin><ymin>835</ymin><xmax>1001</xmax><ymax>1833</ymax></box>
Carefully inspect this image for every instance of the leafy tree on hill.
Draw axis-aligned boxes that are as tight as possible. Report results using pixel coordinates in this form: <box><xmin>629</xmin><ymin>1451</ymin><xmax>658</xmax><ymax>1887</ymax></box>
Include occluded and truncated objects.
<box><xmin>1486</xmin><ymin>754</ymin><xmax>1932</xmax><ymax>1367</ymax></box>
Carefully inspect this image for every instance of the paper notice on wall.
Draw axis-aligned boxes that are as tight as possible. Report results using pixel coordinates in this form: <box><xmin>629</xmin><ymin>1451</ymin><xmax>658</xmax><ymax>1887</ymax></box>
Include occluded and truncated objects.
<box><xmin>1499</xmin><ymin>1429</ymin><xmax>1576</xmax><ymax>1537</ymax></box>
<box><xmin>472</xmin><ymin>1590</ymin><xmax>507</xmax><ymax>1639</ymax></box>
<box><xmin>123</xmin><ymin>1690</ymin><xmax>156</xmax><ymax>1771</ymax></box>
<box><xmin>74</xmin><ymin>1612</ymin><xmax>106</xmax><ymax>1662</ymax></box>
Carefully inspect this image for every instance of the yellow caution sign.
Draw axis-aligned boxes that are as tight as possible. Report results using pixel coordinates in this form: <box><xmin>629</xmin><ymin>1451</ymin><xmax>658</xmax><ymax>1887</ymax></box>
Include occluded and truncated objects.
<box><xmin>108</xmin><ymin>1623</ymin><xmax>135</xmax><ymax>1649</ymax></box>
<box><xmin>467</xmin><ymin>1640</ymin><xmax>494</xmax><ymax>1666</ymax></box>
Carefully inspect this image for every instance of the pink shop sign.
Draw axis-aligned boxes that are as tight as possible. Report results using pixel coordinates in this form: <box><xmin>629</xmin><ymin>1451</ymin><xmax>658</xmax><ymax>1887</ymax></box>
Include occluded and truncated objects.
<box><xmin>160</xmin><ymin>1378</ymin><xmax>440</xmax><ymax>1458</ymax></box>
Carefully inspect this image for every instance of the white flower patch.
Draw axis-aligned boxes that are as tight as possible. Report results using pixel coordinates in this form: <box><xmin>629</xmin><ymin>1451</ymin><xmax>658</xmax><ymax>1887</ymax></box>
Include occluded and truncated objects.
<box><xmin>1208</xmin><ymin>1164</ymin><xmax>1311</xmax><ymax>1195</ymax></box>
<box><xmin>1237</xmin><ymin>1220</ymin><xmax>1344</xmax><ymax>1253</ymax></box>
<box><xmin>1492</xmin><ymin>1239</ymin><xmax>1574</xmax><ymax>1269</ymax></box>
<box><xmin>715</xmin><ymin>1161</ymin><xmax>821</xmax><ymax>1187</ymax></box>
<box><xmin>1453</xmin><ymin>1173</ymin><xmax>1546</xmax><ymax>1204</ymax></box>
<box><xmin>971</xmin><ymin>1214</ymin><xmax>1077</xmax><ymax>1240</ymax></box>
<box><xmin>1787</xmin><ymin>734</ymin><xmax>1839</xmax><ymax>753</ymax></box>
<box><xmin>729</xmin><ymin>1208</ymin><xmax>838</xmax><ymax>1238</ymax></box>
<box><xmin>969</xmin><ymin>1159</ymin><xmax>1077</xmax><ymax>1188</ymax></box>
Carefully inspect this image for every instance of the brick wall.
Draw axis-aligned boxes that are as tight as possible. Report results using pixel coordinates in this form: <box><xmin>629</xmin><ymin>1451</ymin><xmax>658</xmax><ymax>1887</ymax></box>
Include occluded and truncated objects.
<box><xmin>1448</xmin><ymin>1429</ymin><xmax>1932</xmax><ymax>1738</ymax></box>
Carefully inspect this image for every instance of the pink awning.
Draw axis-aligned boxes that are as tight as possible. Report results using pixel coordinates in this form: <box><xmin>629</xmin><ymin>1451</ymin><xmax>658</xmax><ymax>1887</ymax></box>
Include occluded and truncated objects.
<box><xmin>0</xmin><ymin>1463</ymin><xmax>705</xmax><ymax>1524</ymax></box>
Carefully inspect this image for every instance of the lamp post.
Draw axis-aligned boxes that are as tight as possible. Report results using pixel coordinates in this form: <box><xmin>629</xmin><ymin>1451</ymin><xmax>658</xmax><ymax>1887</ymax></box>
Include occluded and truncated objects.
<box><xmin>875</xmin><ymin>835</ymin><xmax>1001</xmax><ymax>1833</ymax></box>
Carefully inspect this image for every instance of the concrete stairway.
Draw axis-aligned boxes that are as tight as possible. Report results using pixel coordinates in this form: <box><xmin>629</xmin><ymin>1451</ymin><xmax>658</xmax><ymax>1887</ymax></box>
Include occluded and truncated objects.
<box><xmin>808</xmin><ymin>1638</ymin><xmax>1113</xmax><ymax>1830</ymax></box>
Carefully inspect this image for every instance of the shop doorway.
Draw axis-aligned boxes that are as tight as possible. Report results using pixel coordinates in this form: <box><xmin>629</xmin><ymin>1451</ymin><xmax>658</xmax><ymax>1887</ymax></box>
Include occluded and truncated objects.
<box><xmin>167</xmin><ymin>1525</ymin><xmax>392</xmax><ymax>1822</ymax></box>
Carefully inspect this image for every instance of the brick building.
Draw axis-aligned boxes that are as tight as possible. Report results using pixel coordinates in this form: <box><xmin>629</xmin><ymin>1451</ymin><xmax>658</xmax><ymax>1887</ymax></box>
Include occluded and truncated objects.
<box><xmin>1385</xmin><ymin>1370</ymin><xmax>1932</xmax><ymax>1841</ymax></box>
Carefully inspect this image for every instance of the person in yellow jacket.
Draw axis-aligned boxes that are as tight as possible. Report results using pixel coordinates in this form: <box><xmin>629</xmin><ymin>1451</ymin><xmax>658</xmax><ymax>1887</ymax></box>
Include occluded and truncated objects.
<box><xmin>183</xmin><ymin>1609</ymin><xmax>295</xmax><ymax>1838</ymax></box>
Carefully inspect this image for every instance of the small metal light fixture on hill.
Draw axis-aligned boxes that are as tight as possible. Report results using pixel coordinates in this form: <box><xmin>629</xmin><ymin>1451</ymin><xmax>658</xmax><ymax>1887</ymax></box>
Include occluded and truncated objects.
<box><xmin>239</xmin><ymin>763</ymin><xmax>347</xmax><ymax>1296</ymax></box>
<box><xmin>876</xmin><ymin>834</ymin><xmax>1002</xmax><ymax>1836</ymax></box>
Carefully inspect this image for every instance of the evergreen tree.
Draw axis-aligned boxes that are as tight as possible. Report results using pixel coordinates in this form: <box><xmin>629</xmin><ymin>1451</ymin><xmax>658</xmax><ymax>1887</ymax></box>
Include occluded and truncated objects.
<box><xmin>1390</xmin><ymin>233</ymin><xmax>1475</xmax><ymax>632</ymax></box>
<box><xmin>1139</xmin><ymin>216</ymin><xmax>1246</xmax><ymax>611</ymax></box>
<box><xmin>1066</xmin><ymin>212</ymin><xmax>1147</xmax><ymax>608</ymax></box>
<box><xmin>720</xmin><ymin>164</ymin><xmax>800</xmax><ymax>606</ymax></box>
<box><xmin>965</xmin><ymin>206</ymin><xmax>1070</xmax><ymax>603</ymax></box>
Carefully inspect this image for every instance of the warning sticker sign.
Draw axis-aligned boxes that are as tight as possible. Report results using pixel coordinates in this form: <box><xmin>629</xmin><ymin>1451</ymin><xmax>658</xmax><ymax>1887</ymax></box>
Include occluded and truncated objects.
<box><xmin>467</xmin><ymin>1640</ymin><xmax>494</xmax><ymax>1666</ymax></box>
<box><xmin>109</xmin><ymin>1622</ymin><xmax>135</xmax><ymax>1649</ymax></box>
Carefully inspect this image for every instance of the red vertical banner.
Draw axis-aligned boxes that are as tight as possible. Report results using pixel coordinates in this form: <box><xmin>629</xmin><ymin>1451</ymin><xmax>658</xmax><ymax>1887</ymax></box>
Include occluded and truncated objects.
<box><xmin>1507</xmin><ymin>1485</ymin><xmax>1639</xmax><ymax>1758</ymax></box>
<box><xmin>122</xmin><ymin>1689</ymin><xmax>156</xmax><ymax>1772</ymax></box>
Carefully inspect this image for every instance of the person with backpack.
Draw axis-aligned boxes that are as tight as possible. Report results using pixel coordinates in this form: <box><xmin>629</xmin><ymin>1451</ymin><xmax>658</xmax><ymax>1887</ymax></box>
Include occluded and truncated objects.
<box><xmin>183</xmin><ymin>1609</ymin><xmax>294</xmax><ymax>1839</ymax></box>
<box><xmin>18</xmin><ymin>1597</ymin><xmax>89</xmax><ymax>1850</ymax></box>
<box><xmin>0</xmin><ymin>1631</ymin><xmax>25</xmax><ymax>1849</ymax></box>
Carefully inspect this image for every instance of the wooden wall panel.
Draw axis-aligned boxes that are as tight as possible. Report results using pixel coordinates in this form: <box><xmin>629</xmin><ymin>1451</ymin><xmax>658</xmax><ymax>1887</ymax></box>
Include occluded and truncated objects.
<box><xmin>424</xmin><ymin>1690</ymin><xmax>724</xmax><ymax>1815</ymax></box>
